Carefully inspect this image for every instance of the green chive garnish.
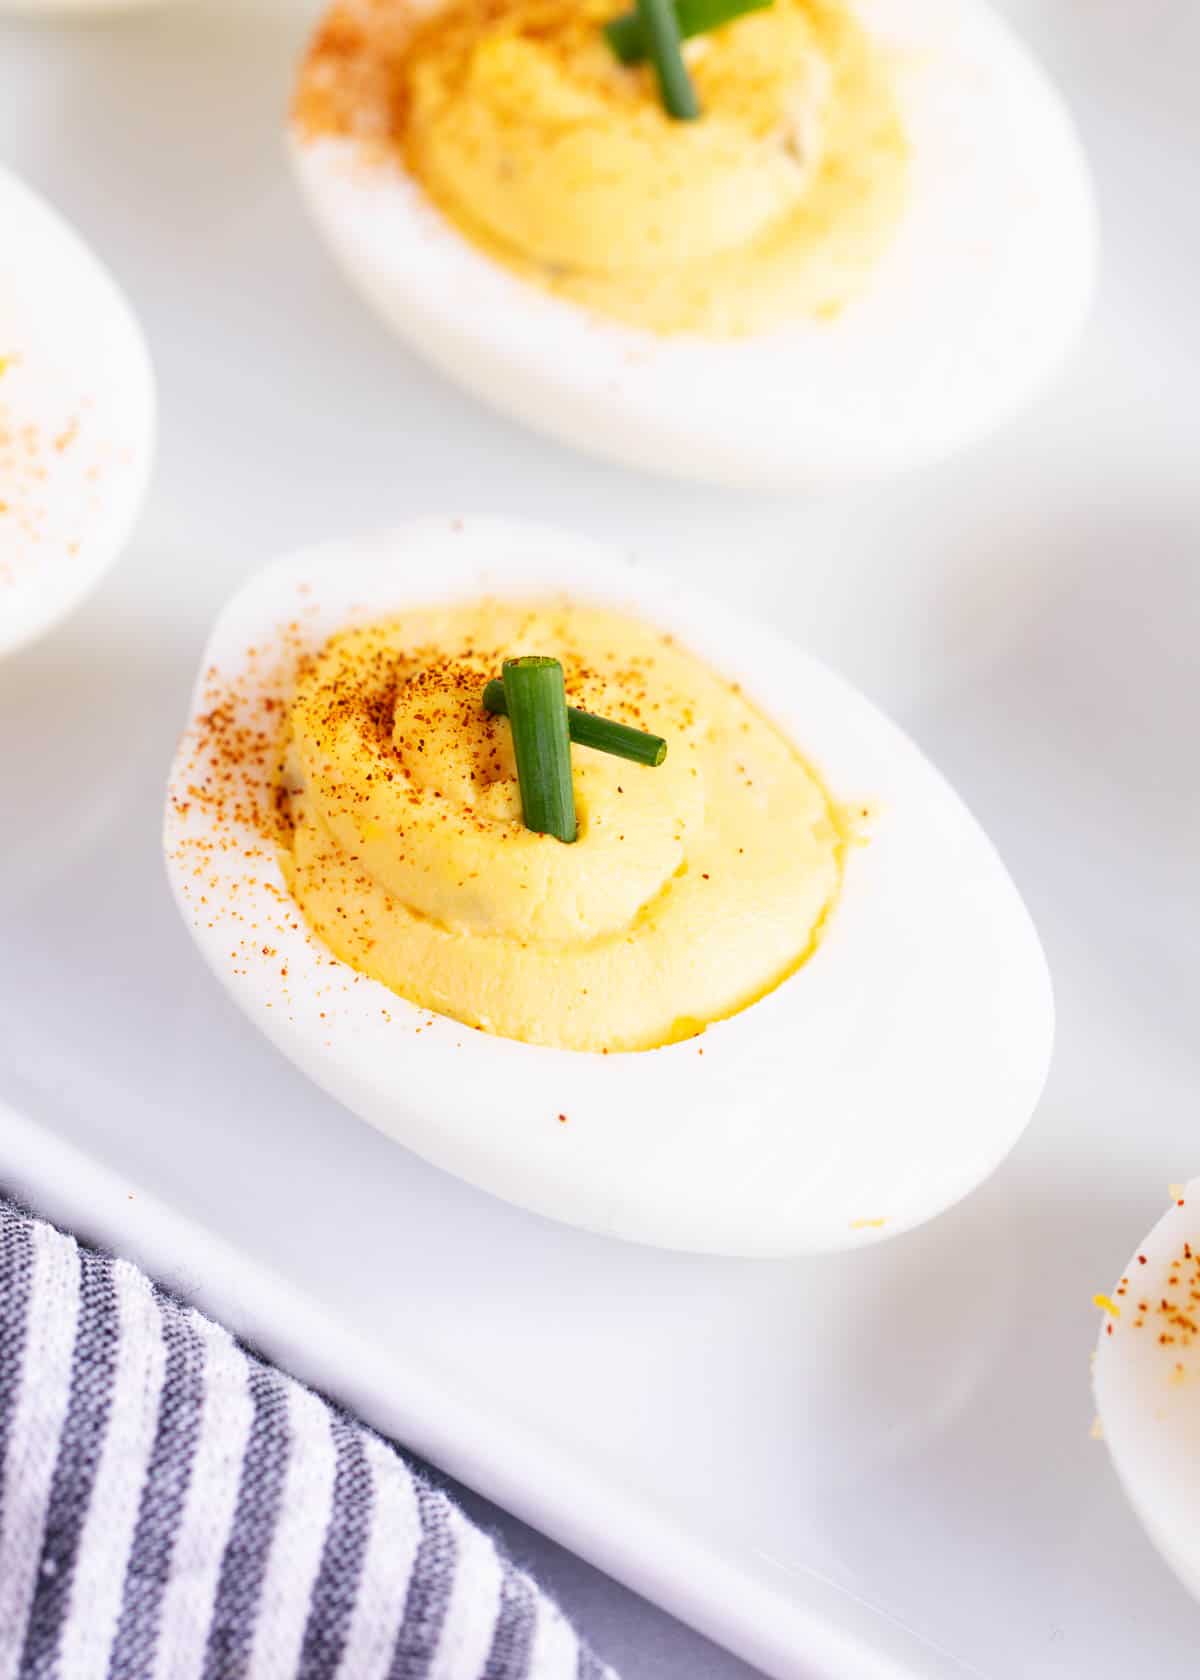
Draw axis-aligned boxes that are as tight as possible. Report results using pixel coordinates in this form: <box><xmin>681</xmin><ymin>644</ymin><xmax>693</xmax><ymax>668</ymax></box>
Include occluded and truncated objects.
<box><xmin>606</xmin><ymin>0</ymin><xmax>770</xmax><ymax>65</ymax></box>
<box><xmin>632</xmin><ymin>0</ymin><xmax>700</xmax><ymax>119</ymax></box>
<box><xmin>501</xmin><ymin>658</ymin><xmax>577</xmax><ymax>843</ymax></box>
<box><xmin>484</xmin><ymin>679</ymin><xmax>668</xmax><ymax>768</ymax></box>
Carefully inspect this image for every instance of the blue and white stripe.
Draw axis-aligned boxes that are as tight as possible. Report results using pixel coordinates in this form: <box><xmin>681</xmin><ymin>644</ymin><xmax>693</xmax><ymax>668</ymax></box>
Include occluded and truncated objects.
<box><xmin>0</xmin><ymin>1203</ymin><xmax>615</xmax><ymax>1680</ymax></box>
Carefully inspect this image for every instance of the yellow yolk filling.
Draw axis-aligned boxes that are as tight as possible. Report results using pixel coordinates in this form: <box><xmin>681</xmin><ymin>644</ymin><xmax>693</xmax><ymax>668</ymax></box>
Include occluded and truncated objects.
<box><xmin>294</xmin><ymin>0</ymin><xmax>909</xmax><ymax>336</ymax></box>
<box><xmin>277</xmin><ymin>600</ymin><xmax>846</xmax><ymax>1051</ymax></box>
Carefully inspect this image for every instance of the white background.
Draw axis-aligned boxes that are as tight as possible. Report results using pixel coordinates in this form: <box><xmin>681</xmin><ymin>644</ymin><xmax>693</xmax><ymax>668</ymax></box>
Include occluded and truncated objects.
<box><xmin>1</xmin><ymin>1</ymin><xmax>1198</xmax><ymax>1675</ymax></box>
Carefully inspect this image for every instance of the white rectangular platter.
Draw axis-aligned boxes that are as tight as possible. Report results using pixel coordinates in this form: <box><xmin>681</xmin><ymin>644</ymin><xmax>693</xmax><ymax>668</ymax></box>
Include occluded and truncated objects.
<box><xmin>2</xmin><ymin>2</ymin><xmax>1198</xmax><ymax>1675</ymax></box>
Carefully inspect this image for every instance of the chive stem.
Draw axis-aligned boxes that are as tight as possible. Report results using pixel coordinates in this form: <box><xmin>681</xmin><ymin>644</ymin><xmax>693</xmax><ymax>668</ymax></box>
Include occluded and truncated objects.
<box><xmin>633</xmin><ymin>0</ymin><xmax>700</xmax><ymax>119</ymax></box>
<box><xmin>606</xmin><ymin>0</ymin><xmax>771</xmax><ymax>65</ymax></box>
<box><xmin>501</xmin><ymin>658</ymin><xmax>577</xmax><ymax>843</ymax></box>
<box><xmin>484</xmin><ymin>680</ymin><xmax>667</xmax><ymax>768</ymax></box>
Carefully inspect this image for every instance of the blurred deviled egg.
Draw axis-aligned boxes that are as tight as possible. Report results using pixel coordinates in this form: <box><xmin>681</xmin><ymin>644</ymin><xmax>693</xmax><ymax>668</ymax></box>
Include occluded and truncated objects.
<box><xmin>0</xmin><ymin>166</ymin><xmax>154</xmax><ymax>658</ymax></box>
<box><xmin>164</xmin><ymin>516</ymin><xmax>1053</xmax><ymax>1254</ymax></box>
<box><xmin>1094</xmin><ymin>1182</ymin><xmax>1200</xmax><ymax>1603</ymax></box>
<box><xmin>290</xmin><ymin>0</ymin><xmax>1095</xmax><ymax>486</ymax></box>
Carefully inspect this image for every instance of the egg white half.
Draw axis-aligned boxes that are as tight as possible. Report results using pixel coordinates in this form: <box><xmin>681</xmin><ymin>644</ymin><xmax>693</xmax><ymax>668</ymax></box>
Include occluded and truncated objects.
<box><xmin>291</xmin><ymin>0</ymin><xmax>1096</xmax><ymax>488</ymax></box>
<box><xmin>164</xmin><ymin>516</ymin><xmax>1053</xmax><ymax>1254</ymax></box>
<box><xmin>0</xmin><ymin>166</ymin><xmax>155</xmax><ymax>659</ymax></box>
<box><xmin>1094</xmin><ymin>1182</ymin><xmax>1200</xmax><ymax>1603</ymax></box>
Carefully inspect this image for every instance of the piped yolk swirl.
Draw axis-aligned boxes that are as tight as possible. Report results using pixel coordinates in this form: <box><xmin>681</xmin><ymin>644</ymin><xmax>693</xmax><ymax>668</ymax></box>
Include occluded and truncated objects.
<box><xmin>278</xmin><ymin>600</ymin><xmax>845</xmax><ymax>1050</ymax></box>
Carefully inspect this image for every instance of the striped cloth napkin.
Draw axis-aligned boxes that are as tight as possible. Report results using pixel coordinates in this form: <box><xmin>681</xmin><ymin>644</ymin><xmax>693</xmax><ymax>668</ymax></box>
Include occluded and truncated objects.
<box><xmin>0</xmin><ymin>1199</ymin><xmax>617</xmax><ymax>1680</ymax></box>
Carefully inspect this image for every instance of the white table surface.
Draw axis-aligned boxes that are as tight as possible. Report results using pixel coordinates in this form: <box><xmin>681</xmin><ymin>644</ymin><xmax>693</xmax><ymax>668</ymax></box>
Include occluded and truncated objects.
<box><xmin>2</xmin><ymin>1</ymin><xmax>1197</xmax><ymax>1675</ymax></box>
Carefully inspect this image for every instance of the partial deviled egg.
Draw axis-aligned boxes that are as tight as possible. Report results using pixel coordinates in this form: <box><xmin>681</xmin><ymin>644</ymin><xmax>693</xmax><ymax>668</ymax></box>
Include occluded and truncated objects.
<box><xmin>1094</xmin><ymin>1182</ymin><xmax>1200</xmax><ymax>1602</ymax></box>
<box><xmin>163</xmin><ymin>516</ymin><xmax>1053</xmax><ymax>1255</ymax></box>
<box><xmin>0</xmin><ymin>166</ymin><xmax>155</xmax><ymax>658</ymax></box>
<box><xmin>289</xmin><ymin>0</ymin><xmax>1096</xmax><ymax>487</ymax></box>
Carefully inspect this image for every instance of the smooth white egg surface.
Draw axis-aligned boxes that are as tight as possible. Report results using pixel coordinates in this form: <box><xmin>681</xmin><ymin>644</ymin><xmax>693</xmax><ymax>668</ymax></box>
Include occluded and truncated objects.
<box><xmin>0</xmin><ymin>0</ymin><xmax>175</xmax><ymax>13</ymax></box>
<box><xmin>0</xmin><ymin>166</ymin><xmax>155</xmax><ymax>659</ymax></box>
<box><xmin>1094</xmin><ymin>1182</ymin><xmax>1200</xmax><ymax>1603</ymax></box>
<box><xmin>164</xmin><ymin>516</ymin><xmax>1053</xmax><ymax>1255</ymax></box>
<box><xmin>290</xmin><ymin>0</ymin><xmax>1096</xmax><ymax>488</ymax></box>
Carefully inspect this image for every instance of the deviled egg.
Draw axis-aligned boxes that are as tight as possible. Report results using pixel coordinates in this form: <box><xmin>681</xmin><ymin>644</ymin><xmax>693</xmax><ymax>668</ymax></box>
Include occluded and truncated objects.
<box><xmin>0</xmin><ymin>166</ymin><xmax>155</xmax><ymax>658</ymax></box>
<box><xmin>1094</xmin><ymin>1182</ymin><xmax>1200</xmax><ymax>1602</ymax></box>
<box><xmin>164</xmin><ymin>517</ymin><xmax>1053</xmax><ymax>1255</ymax></box>
<box><xmin>290</xmin><ymin>0</ymin><xmax>1095</xmax><ymax>486</ymax></box>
